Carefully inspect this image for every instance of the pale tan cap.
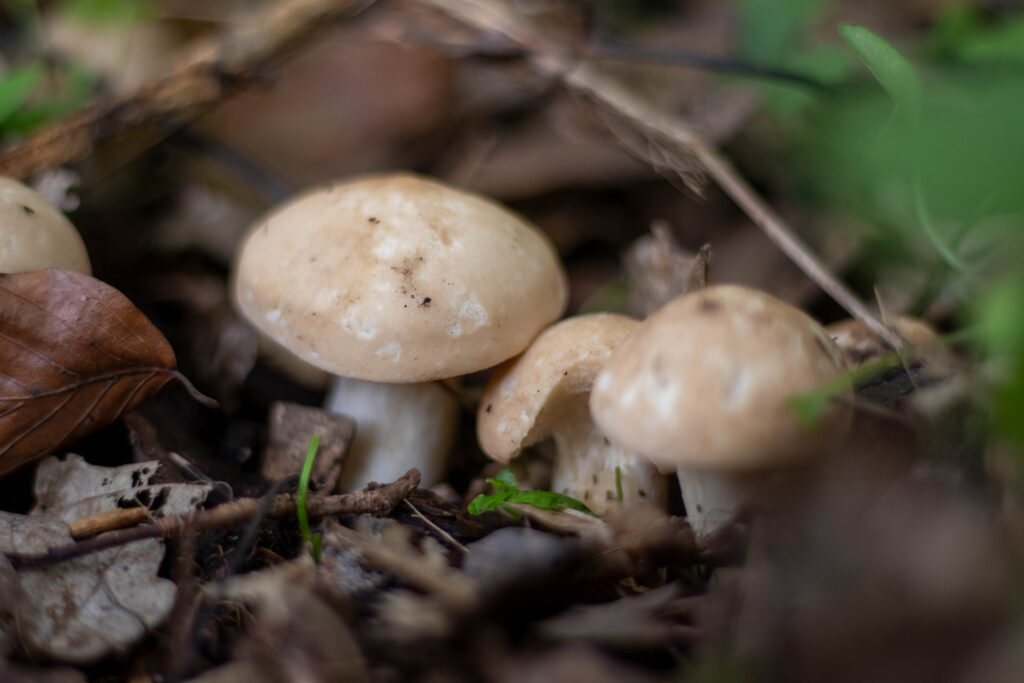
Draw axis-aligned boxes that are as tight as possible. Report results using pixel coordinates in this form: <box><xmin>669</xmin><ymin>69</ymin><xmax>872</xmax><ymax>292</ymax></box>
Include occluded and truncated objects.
<box><xmin>477</xmin><ymin>313</ymin><xmax>639</xmax><ymax>462</ymax></box>
<box><xmin>590</xmin><ymin>285</ymin><xmax>850</xmax><ymax>471</ymax></box>
<box><xmin>232</xmin><ymin>173</ymin><xmax>568</xmax><ymax>382</ymax></box>
<box><xmin>826</xmin><ymin>315</ymin><xmax>946</xmax><ymax>368</ymax></box>
<box><xmin>0</xmin><ymin>176</ymin><xmax>90</xmax><ymax>275</ymax></box>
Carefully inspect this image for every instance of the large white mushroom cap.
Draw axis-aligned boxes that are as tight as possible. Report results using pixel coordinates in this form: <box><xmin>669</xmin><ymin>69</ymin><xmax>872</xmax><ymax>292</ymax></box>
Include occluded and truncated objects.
<box><xmin>232</xmin><ymin>173</ymin><xmax>568</xmax><ymax>382</ymax></box>
<box><xmin>0</xmin><ymin>176</ymin><xmax>90</xmax><ymax>275</ymax></box>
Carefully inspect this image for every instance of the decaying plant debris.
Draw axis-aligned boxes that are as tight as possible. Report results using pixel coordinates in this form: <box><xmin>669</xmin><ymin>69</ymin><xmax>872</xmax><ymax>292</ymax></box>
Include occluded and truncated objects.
<box><xmin>0</xmin><ymin>0</ymin><xmax>1021</xmax><ymax>681</ymax></box>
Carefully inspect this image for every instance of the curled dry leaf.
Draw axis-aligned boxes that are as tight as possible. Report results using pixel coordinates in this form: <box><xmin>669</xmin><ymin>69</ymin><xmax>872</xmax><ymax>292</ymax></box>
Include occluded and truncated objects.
<box><xmin>32</xmin><ymin>454</ymin><xmax>215</xmax><ymax>522</ymax></box>
<box><xmin>0</xmin><ymin>269</ymin><xmax>182</xmax><ymax>476</ymax></box>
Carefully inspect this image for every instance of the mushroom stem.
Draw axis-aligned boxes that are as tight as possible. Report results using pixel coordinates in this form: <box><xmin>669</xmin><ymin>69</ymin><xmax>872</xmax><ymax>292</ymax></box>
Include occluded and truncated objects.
<box><xmin>325</xmin><ymin>377</ymin><xmax>458</xmax><ymax>491</ymax></box>
<box><xmin>550</xmin><ymin>420</ymin><xmax>666</xmax><ymax>516</ymax></box>
<box><xmin>675</xmin><ymin>466</ymin><xmax>750</xmax><ymax>539</ymax></box>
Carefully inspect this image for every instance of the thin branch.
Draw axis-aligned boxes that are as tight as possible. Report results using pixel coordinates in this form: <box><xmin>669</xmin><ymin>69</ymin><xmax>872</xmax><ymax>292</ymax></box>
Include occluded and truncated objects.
<box><xmin>68</xmin><ymin>506</ymin><xmax>151</xmax><ymax>539</ymax></box>
<box><xmin>416</xmin><ymin>0</ymin><xmax>905</xmax><ymax>350</ymax></box>
<box><xmin>403</xmin><ymin>498</ymin><xmax>470</xmax><ymax>554</ymax></box>
<box><xmin>0</xmin><ymin>0</ymin><xmax>376</xmax><ymax>179</ymax></box>
<box><xmin>8</xmin><ymin>468</ymin><xmax>420</xmax><ymax>569</ymax></box>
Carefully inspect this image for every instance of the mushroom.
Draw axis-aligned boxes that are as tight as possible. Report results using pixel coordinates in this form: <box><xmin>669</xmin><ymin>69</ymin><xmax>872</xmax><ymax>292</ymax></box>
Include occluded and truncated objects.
<box><xmin>589</xmin><ymin>285</ymin><xmax>852</xmax><ymax>538</ymax></box>
<box><xmin>232</xmin><ymin>173</ymin><xmax>568</xmax><ymax>489</ymax></box>
<box><xmin>0</xmin><ymin>176</ymin><xmax>90</xmax><ymax>274</ymax></box>
<box><xmin>825</xmin><ymin>315</ymin><xmax>952</xmax><ymax>370</ymax></box>
<box><xmin>477</xmin><ymin>313</ymin><xmax>666</xmax><ymax>515</ymax></box>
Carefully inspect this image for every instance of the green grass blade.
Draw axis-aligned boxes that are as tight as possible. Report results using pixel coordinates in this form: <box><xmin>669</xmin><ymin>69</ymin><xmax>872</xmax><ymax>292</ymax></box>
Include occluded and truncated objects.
<box><xmin>296</xmin><ymin>434</ymin><xmax>322</xmax><ymax>562</ymax></box>
<box><xmin>839</xmin><ymin>24</ymin><xmax>922</xmax><ymax>123</ymax></box>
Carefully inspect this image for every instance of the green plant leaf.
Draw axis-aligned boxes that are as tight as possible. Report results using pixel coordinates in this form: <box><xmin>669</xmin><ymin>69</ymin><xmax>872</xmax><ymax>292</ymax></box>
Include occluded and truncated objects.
<box><xmin>970</xmin><ymin>274</ymin><xmax>1024</xmax><ymax>450</ymax></box>
<box><xmin>0</xmin><ymin>64</ymin><xmax>44</xmax><ymax>129</ymax></box>
<box><xmin>2</xmin><ymin>62</ymin><xmax>97</xmax><ymax>138</ymax></box>
<box><xmin>493</xmin><ymin>468</ymin><xmax>518</xmax><ymax>490</ymax></box>
<box><xmin>839</xmin><ymin>24</ymin><xmax>922</xmax><ymax>123</ymax></box>
<box><xmin>468</xmin><ymin>469</ymin><xmax>594</xmax><ymax>517</ymax></box>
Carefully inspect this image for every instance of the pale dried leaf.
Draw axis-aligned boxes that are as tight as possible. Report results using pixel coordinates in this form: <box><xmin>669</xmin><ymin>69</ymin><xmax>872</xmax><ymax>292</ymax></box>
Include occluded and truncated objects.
<box><xmin>31</xmin><ymin>454</ymin><xmax>215</xmax><ymax>521</ymax></box>
<box><xmin>0</xmin><ymin>513</ymin><xmax>174</xmax><ymax>663</ymax></box>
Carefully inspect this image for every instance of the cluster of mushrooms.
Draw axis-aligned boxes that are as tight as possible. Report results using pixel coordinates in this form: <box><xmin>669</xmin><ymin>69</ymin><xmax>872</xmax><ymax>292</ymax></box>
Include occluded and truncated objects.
<box><xmin>231</xmin><ymin>172</ymin><xmax>909</xmax><ymax>538</ymax></box>
<box><xmin>0</xmin><ymin>170</ymin><xmax>931</xmax><ymax>539</ymax></box>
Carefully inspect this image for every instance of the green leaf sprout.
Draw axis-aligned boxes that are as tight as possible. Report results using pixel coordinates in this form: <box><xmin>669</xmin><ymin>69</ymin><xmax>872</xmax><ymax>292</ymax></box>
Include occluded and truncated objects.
<box><xmin>468</xmin><ymin>469</ymin><xmax>594</xmax><ymax>517</ymax></box>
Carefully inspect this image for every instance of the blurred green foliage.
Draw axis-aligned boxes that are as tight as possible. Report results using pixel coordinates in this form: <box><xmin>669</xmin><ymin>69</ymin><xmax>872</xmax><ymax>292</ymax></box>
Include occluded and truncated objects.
<box><xmin>0</xmin><ymin>65</ymin><xmax>45</xmax><ymax>128</ymax></box>
<box><xmin>0</xmin><ymin>0</ymin><xmax>155</xmax><ymax>143</ymax></box>
<box><xmin>1</xmin><ymin>63</ymin><xmax>96</xmax><ymax>139</ymax></box>
<box><xmin>732</xmin><ymin>2</ymin><xmax>1024</xmax><ymax>452</ymax></box>
<box><xmin>58</xmin><ymin>0</ymin><xmax>153</xmax><ymax>24</ymax></box>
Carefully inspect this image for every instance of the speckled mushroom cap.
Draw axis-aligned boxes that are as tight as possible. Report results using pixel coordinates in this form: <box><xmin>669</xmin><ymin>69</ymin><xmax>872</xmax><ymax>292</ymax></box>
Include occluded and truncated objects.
<box><xmin>232</xmin><ymin>173</ymin><xmax>568</xmax><ymax>382</ymax></box>
<box><xmin>589</xmin><ymin>285</ymin><xmax>851</xmax><ymax>471</ymax></box>
<box><xmin>477</xmin><ymin>313</ymin><xmax>639</xmax><ymax>462</ymax></box>
<box><xmin>0</xmin><ymin>176</ymin><xmax>90</xmax><ymax>274</ymax></box>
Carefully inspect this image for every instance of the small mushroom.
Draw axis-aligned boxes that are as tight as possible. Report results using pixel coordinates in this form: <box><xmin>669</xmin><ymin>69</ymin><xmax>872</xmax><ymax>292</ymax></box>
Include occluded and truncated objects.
<box><xmin>477</xmin><ymin>313</ymin><xmax>666</xmax><ymax>515</ymax></box>
<box><xmin>0</xmin><ymin>176</ymin><xmax>90</xmax><ymax>274</ymax></box>
<box><xmin>826</xmin><ymin>315</ymin><xmax>952</xmax><ymax>370</ymax></box>
<box><xmin>232</xmin><ymin>173</ymin><xmax>568</xmax><ymax>489</ymax></box>
<box><xmin>589</xmin><ymin>285</ymin><xmax>852</xmax><ymax>538</ymax></box>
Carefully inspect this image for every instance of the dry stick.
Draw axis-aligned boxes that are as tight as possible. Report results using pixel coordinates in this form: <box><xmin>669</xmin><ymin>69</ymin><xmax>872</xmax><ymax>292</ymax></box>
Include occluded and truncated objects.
<box><xmin>8</xmin><ymin>468</ymin><xmax>421</xmax><ymax>569</ymax></box>
<box><xmin>417</xmin><ymin>0</ymin><xmax>905</xmax><ymax>351</ymax></box>
<box><xmin>0</xmin><ymin>0</ymin><xmax>376</xmax><ymax>180</ymax></box>
<box><xmin>68</xmin><ymin>506</ymin><xmax>152</xmax><ymax>539</ymax></box>
<box><xmin>403</xmin><ymin>498</ymin><xmax>470</xmax><ymax>554</ymax></box>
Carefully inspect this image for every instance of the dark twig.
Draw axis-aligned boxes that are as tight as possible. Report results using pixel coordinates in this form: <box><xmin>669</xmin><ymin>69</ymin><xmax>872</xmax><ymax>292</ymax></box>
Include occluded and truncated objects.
<box><xmin>7</xmin><ymin>469</ymin><xmax>420</xmax><ymax>569</ymax></box>
<box><xmin>403</xmin><ymin>498</ymin><xmax>470</xmax><ymax>554</ymax></box>
<box><xmin>588</xmin><ymin>37</ymin><xmax>834</xmax><ymax>92</ymax></box>
<box><xmin>226</xmin><ymin>474</ymin><xmax>298</xmax><ymax>575</ymax></box>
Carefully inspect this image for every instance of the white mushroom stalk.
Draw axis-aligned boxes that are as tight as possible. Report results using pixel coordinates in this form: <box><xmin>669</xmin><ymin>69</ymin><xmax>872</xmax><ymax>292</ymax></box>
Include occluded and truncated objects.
<box><xmin>231</xmin><ymin>173</ymin><xmax>568</xmax><ymax>489</ymax></box>
<box><xmin>325</xmin><ymin>377</ymin><xmax>457</xmax><ymax>490</ymax></box>
<box><xmin>590</xmin><ymin>286</ymin><xmax>852</xmax><ymax>539</ymax></box>
<box><xmin>546</xmin><ymin>407</ymin><xmax>667</xmax><ymax>511</ymax></box>
<box><xmin>477</xmin><ymin>314</ymin><xmax>667</xmax><ymax>515</ymax></box>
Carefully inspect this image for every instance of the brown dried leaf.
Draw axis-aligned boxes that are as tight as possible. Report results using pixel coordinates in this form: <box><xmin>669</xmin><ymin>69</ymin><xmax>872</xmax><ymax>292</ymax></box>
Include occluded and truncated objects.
<box><xmin>0</xmin><ymin>269</ymin><xmax>178</xmax><ymax>476</ymax></box>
